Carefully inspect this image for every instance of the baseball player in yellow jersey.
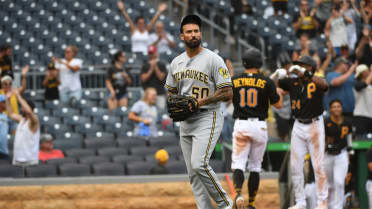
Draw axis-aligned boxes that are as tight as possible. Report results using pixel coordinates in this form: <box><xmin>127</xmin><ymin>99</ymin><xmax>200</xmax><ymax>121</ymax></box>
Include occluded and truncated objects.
<box><xmin>165</xmin><ymin>15</ymin><xmax>233</xmax><ymax>209</ymax></box>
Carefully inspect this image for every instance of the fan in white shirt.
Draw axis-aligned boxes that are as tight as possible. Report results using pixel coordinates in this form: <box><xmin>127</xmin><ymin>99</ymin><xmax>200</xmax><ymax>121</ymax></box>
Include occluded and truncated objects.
<box><xmin>149</xmin><ymin>21</ymin><xmax>176</xmax><ymax>54</ymax></box>
<box><xmin>52</xmin><ymin>45</ymin><xmax>83</xmax><ymax>105</ymax></box>
<box><xmin>118</xmin><ymin>1</ymin><xmax>167</xmax><ymax>55</ymax></box>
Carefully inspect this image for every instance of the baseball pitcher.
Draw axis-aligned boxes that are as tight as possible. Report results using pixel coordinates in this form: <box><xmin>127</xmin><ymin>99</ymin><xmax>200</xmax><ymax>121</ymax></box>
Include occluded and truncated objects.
<box><xmin>165</xmin><ymin>15</ymin><xmax>233</xmax><ymax>209</ymax></box>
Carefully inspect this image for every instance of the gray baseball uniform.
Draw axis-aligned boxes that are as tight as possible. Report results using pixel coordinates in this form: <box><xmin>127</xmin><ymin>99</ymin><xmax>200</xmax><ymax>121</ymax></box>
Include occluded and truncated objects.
<box><xmin>165</xmin><ymin>48</ymin><xmax>233</xmax><ymax>209</ymax></box>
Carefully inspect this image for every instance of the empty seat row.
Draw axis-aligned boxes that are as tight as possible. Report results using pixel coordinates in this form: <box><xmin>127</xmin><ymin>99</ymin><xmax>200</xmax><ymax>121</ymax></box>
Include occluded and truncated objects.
<box><xmin>0</xmin><ymin>159</ymin><xmax>225</xmax><ymax>177</ymax></box>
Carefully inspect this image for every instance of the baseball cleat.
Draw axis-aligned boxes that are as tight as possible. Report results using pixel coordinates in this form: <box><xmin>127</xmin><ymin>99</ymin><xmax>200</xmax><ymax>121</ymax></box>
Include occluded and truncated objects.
<box><xmin>247</xmin><ymin>206</ymin><xmax>256</xmax><ymax>209</ymax></box>
<box><xmin>288</xmin><ymin>204</ymin><xmax>305</xmax><ymax>209</ymax></box>
<box><xmin>234</xmin><ymin>194</ymin><xmax>245</xmax><ymax>209</ymax></box>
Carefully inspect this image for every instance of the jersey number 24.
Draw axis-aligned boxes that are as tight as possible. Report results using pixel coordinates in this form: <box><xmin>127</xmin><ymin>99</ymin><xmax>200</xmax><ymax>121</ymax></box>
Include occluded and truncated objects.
<box><xmin>291</xmin><ymin>83</ymin><xmax>316</xmax><ymax>110</ymax></box>
<box><xmin>239</xmin><ymin>88</ymin><xmax>258</xmax><ymax>108</ymax></box>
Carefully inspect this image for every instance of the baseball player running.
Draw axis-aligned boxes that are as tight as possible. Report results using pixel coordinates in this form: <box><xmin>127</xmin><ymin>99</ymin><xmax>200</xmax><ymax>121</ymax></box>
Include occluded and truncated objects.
<box><xmin>165</xmin><ymin>14</ymin><xmax>233</xmax><ymax>209</ymax></box>
<box><xmin>231</xmin><ymin>48</ymin><xmax>283</xmax><ymax>209</ymax></box>
<box><xmin>323</xmin><ymin>99</ymin><xmax>353</xmax><ymax>209</ymax></box>
<box><xmin>275</xmin><ymin>56</ymin><xmax>329</xmax><ymax>209</ymax></box>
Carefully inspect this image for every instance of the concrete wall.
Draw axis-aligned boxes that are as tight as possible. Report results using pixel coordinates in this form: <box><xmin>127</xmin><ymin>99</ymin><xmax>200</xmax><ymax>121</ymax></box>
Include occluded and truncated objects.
<box><xmin>0</xmin><ymin>179</ymin><xmax>279</xmax><ymax>209</ymax></box>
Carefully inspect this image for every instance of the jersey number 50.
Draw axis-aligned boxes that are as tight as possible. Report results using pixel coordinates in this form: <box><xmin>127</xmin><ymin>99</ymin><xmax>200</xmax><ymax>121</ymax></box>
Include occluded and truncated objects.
<box><xmin>192</xmin><ymin>86</ymin><xmax>209</xmax><ymax>99</ymax></box>
<box><xmin>239</xmin><ymin>88</ymin><xmax>258</xmax><ymax>108</ymax></box>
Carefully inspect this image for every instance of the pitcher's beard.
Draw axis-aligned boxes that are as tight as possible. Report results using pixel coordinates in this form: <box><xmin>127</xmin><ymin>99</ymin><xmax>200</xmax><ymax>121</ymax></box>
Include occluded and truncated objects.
<box><xmin>185</xmin><ymin>39</ymin><xmax>201</xmax><ymax>49</ymax></box>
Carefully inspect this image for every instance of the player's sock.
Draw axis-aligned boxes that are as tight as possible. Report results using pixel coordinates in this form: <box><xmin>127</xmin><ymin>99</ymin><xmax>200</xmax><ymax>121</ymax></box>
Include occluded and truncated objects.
<box><xmin>233</xmin><ymin>169</ymin><xmax>244</xmax><ymax>195</ymax></box>
<box><xmin>248</xmin><ymin>172</ymin><xmax>260</xmax><ymax>207</ymax></box>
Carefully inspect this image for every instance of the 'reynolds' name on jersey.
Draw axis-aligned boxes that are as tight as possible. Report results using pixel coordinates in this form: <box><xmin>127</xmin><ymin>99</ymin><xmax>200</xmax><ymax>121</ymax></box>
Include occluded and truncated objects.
<box><xmin>233</xmin><ymin>77</ymin><xmax>267</xmax><ymax>88</ymax></box>
<box><xmin>173</xmin><ymin>69</ymin><xmax>209</xmax><ymax>84</ymax></box>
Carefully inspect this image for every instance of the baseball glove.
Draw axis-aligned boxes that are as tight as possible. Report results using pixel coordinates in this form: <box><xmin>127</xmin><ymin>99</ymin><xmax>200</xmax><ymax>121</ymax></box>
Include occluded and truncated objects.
<box><xmin>167</xmin><ymin>95</ymin><xmax>199</xmax><ymax>122</ymax></box>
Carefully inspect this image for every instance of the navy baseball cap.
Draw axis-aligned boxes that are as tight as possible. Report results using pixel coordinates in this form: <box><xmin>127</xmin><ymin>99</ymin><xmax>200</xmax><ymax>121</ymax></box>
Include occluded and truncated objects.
<box><xmin>293</xmin><ymin>55</ymin><xmax>317</xmax><ymax>72</ymax></box>
<box><xmin>180</xmin><ymin>14</ymin><xmax>202</xmax><ymax>33</ymax></box>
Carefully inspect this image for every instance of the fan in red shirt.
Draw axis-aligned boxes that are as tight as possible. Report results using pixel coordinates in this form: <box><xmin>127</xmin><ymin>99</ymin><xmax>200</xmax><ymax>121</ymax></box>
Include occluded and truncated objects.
<box><xmin>38</xmin><ymin>134</ymin><xmax>64</xmax><ymax>163</ymax></box>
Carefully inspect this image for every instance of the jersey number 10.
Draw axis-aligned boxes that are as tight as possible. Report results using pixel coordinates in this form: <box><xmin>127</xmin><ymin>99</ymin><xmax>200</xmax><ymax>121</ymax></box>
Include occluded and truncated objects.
<box><xmin>239</xmin><ymin>88</ymin><xmax>258</xmax><ymax>108</ymax></box>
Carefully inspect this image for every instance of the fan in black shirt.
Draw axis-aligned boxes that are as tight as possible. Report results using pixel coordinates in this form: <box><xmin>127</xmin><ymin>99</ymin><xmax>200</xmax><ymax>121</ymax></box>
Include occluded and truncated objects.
<box><xmin>42</xmin><ymin>63</ymin><xmax>60</xmax><ymax>101</ymax></box>
<box><xmin>106</xmin><ymin>51</ymin><xmax>132</xmax><ymax>111</ymax></box>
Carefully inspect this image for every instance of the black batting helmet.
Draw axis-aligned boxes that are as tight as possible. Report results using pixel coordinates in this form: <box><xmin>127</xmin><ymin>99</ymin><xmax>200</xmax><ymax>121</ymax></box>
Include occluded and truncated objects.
<box><xmin>242</xmin><ymin>47</ymin><xmax>263</xmax><ymax>69</ymax></box>
<box><xmin>293</xmin><ymin>55</ymin><xmax>317</xmax><ymax>72</ymax></box>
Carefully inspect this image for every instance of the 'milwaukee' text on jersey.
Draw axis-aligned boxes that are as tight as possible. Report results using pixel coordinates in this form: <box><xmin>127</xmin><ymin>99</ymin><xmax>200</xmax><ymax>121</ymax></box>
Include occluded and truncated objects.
<box><xmin>232</xmin><ymin>72</ymin><xmax>279</xmax><ymax>120</ymax></box>
<box><xmin>172</xmin><ymin>69</ymin><xmax>209</xmax><ymax>85</ymax></box>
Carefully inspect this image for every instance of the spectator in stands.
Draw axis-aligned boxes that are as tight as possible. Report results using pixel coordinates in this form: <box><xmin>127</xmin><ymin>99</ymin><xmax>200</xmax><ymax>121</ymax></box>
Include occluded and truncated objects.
<box><xmin>128</xmin><ymin>87</ymin><xmax>158</xmax><ymax>137</ymax></box>
<box><xmin>343</xmin><ymin>0</ymin><xmax>360</xmax><ymax>51</ymax></box>
<box><xmin>292</xmin><ymin>33</ymin><xmax>318</xmax><ymax>61</ymax></box>
<box><xmin>140</xmin><ymin>46</ymin><xmax>167</xmax><ymax>109</ymax></box>
<box><xmin>360</xmin><ymin>0</ymin><xmax>372</xmax><ymax>25</ymax></box>
<box><xmin>0</xmin><ymin>44</ymin><xmax>13</xmax><ymax>78</ymax></box>
<box><xmin>271</xmin><ymin>0</ymin><xmax>288</xmax><ymax>15</ymax></box>
<box><xmin>314</xmin><ymin>39</ymin><xmax>335</xmax><ymax>78</ymax></box>
<box><xmin>52</xmin><ymin>45</ymin><xmax>83</xmax><ymax>106</ymax></box>
<box><xmin>106</xmin><ymin>51</ymin><xmax>132</xmax><ymax>111</ymax></box>
<box><xmin>293</xmin><ymin>0</ymin><xmax>319</xmax><ymax>39</ymax></box>
<box><xmin>0</xmin><ymin>94</ymin><xmax>9</xmax><ymax>160</ymax></box>
<box><xmin>0</xmin><ymin>65</ymin><xmax>29</xmax><ymax>134</ymax></box>
<box><xmin>149</xmin><ymin>21</ymin><xmax>176</xmax><ymax>54</ymax></box>
<box><xmin>353</xmin><ymin>64</ymin><xmax>372</xmax><ymax>135</ymax></box>
<box><xmin>6</xmin><ymin>89</ymin><xmax>40</xmax><ymax>166</ymax></box>
<box><xmin>38</xmin><ymin>134</ymin><xmax>64</xmax><ymax>163</ymax></box>
<box><xmin>314</xmin><ymin>0</ymin><xmax>333</xmax><ymax>31</ymax></box>
<box><xmin>324</xmin><ymin>4</ymin><xmax>353</xmax><ymax>56</ymax></box>
<box><xmin>356</xmin><ymin>27</ymin><xmax>372</xmax><ymax>66</ymax></box>
<box><xmin>42</xmin><ymin>63</ymin><xmax>60</xmax><ymax>101</ymax></box>
<box><xmin>150</xmin><ymin>149</ymin><xmax>169</xmax><ymax>174</ymax></box>
<box><xmin>324</xmin><ymin>57</ymin><xmax>357</xmax><ymax>117</ymax></box>
<box><xmin>117</xmin><ymin>1</ymin><xmax>167</xmax><ymax>55</ymax></box>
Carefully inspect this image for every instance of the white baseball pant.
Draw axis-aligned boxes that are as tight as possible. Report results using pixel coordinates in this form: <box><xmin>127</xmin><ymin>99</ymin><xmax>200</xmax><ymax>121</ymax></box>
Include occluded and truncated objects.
<box><xmin>231</xmin><ymin>119</ymin><xmax>268</xmax><ymax>172</ymax></box>
<box><xmin>324</xmin><ymin>149</ymin><xmax>349</xmax><ymax>209</ymax></box>
<box><xmin>305</xmin><ymin>182</ymin><xmax>317</xmax><ymax>209</ymax></box>
<box><xmin>366</xmin><ymin>180</ymin><xmax>372</xmax><ymax>209</ymax></box>
<box><xmin>290</xmin><ymin>116</ymin><xmax>328</xmax><ymax>208</ymax></box>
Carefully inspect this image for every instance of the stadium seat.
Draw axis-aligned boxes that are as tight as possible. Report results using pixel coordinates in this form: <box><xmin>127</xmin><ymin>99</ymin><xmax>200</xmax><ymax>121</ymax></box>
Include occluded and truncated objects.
<box><xmin>167</xmin><ymin>160</ymin><xmax>187</xmax><ymax>174</ymax></box>
<box><xmin>81</xmin><ymin>107</ymin><xmax>109</xmax><ymax>117</ymax></box>
<box><xmin>112</xmin><ymin>155</ymin><xmax>143</xmax><ymax>165</ymax></box>
<box><xmin>65</xmin><ymin>115</ymin><xmax>90</xmax><ymax>126</ymax></box>
<box><xmin>75</xmin><ymin>123</ymin><xmax>103</xmax><ymax>135</ymax></box>
<box><xmin>130</xmin><ymin>147</ymin><xmax>158</xmax><ymax>157</ymax></box>
<box><xmin>55</xmin><ymin>132</ymin><xmax>83</xmax><ymax>141</ymax></box>
<box><xmin>148</xmin><ymin>137</ymin><xmax>178</xmax><ymax>147</ymax></box>
<box><xmin>46</xmin><ymin>157</ymin><xmax>77</xmax><ymax>166</ymax></box>
<box><xmin>0</xmin><ymin>159</ymin><xmax>11</xmax><ymax>165</ymax></box>
<box><xmin>209</xmin><ymin>159</ymin><xmax>225</xmax><ymax>173</ymax></box>
<box><xmin>25</xmin><ymin>164</ymin><xmax>57</xmax><ymax>177</ymax></box>
<box><xmin>116</xmin><ymin>137</ymin><xmax>147</xmax><ymax>149</ymax></box>
<box><xmin>79</xmin><ymin>155</ymin><xmax>110</xmax><ymax>165</ymax></box>
<box><xmin>94</xmin><ymin>114</ymin><xmax>120</xmax><ymax>127</ymax></box>
<box><xmin>45</xmin><ymin>100</ymin><xmax>63</xmax><ymax>110</ymax></box>
<box><xmin>0</xmin><ymin>165</ymin><xmax>24</xmax><ymax>177</ymax></box>
<box><xmin>39</xmin><ymin>116</ymin><xmax>62</xmax><ymax>128</ymax></box>
<box><xmin>53</xmin><ymin>139</ymin><xmax>83</xmax><ymax>150</ymax></box>
<box><xmin>126</xmin><ymin>161</ymin><xmax>153</xmax><ymax>175</ymax></box>
<box><xmin>59</xmin><ymin>163</ymin><xmax>92</xmax><ymax>177</ymax></box>
<box><xmin>85</xmin><ymin>132</ymin><xmax>115</xmax><ymax>140</ymax></box>
<box><xmin>92</xmin><ymin>162</ymin><xmax>125</xmax><ymax>176</ymax></box>
<box><xmin>97</xmin><ymin>147</ymin><xmax>127</xmax><ymax>158</ymax></box>
<box><xmin>163</xmin><ymin>145</ymin><xmax>182</xmax><ymax>156</ymax></box>
<box><xmin>84</xmin><ymin>138</ymin><xmax>116</xmax><ymax>150</ymax></box>
<box><xmin>52</xmin><ymin>107</ymin><xmax>80</xmax><ymax>118</ymax></box>
<box><xmin>65</xmin><ymin>148</ymin><xmax>96</xmax><ymax>158</ymax></box>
